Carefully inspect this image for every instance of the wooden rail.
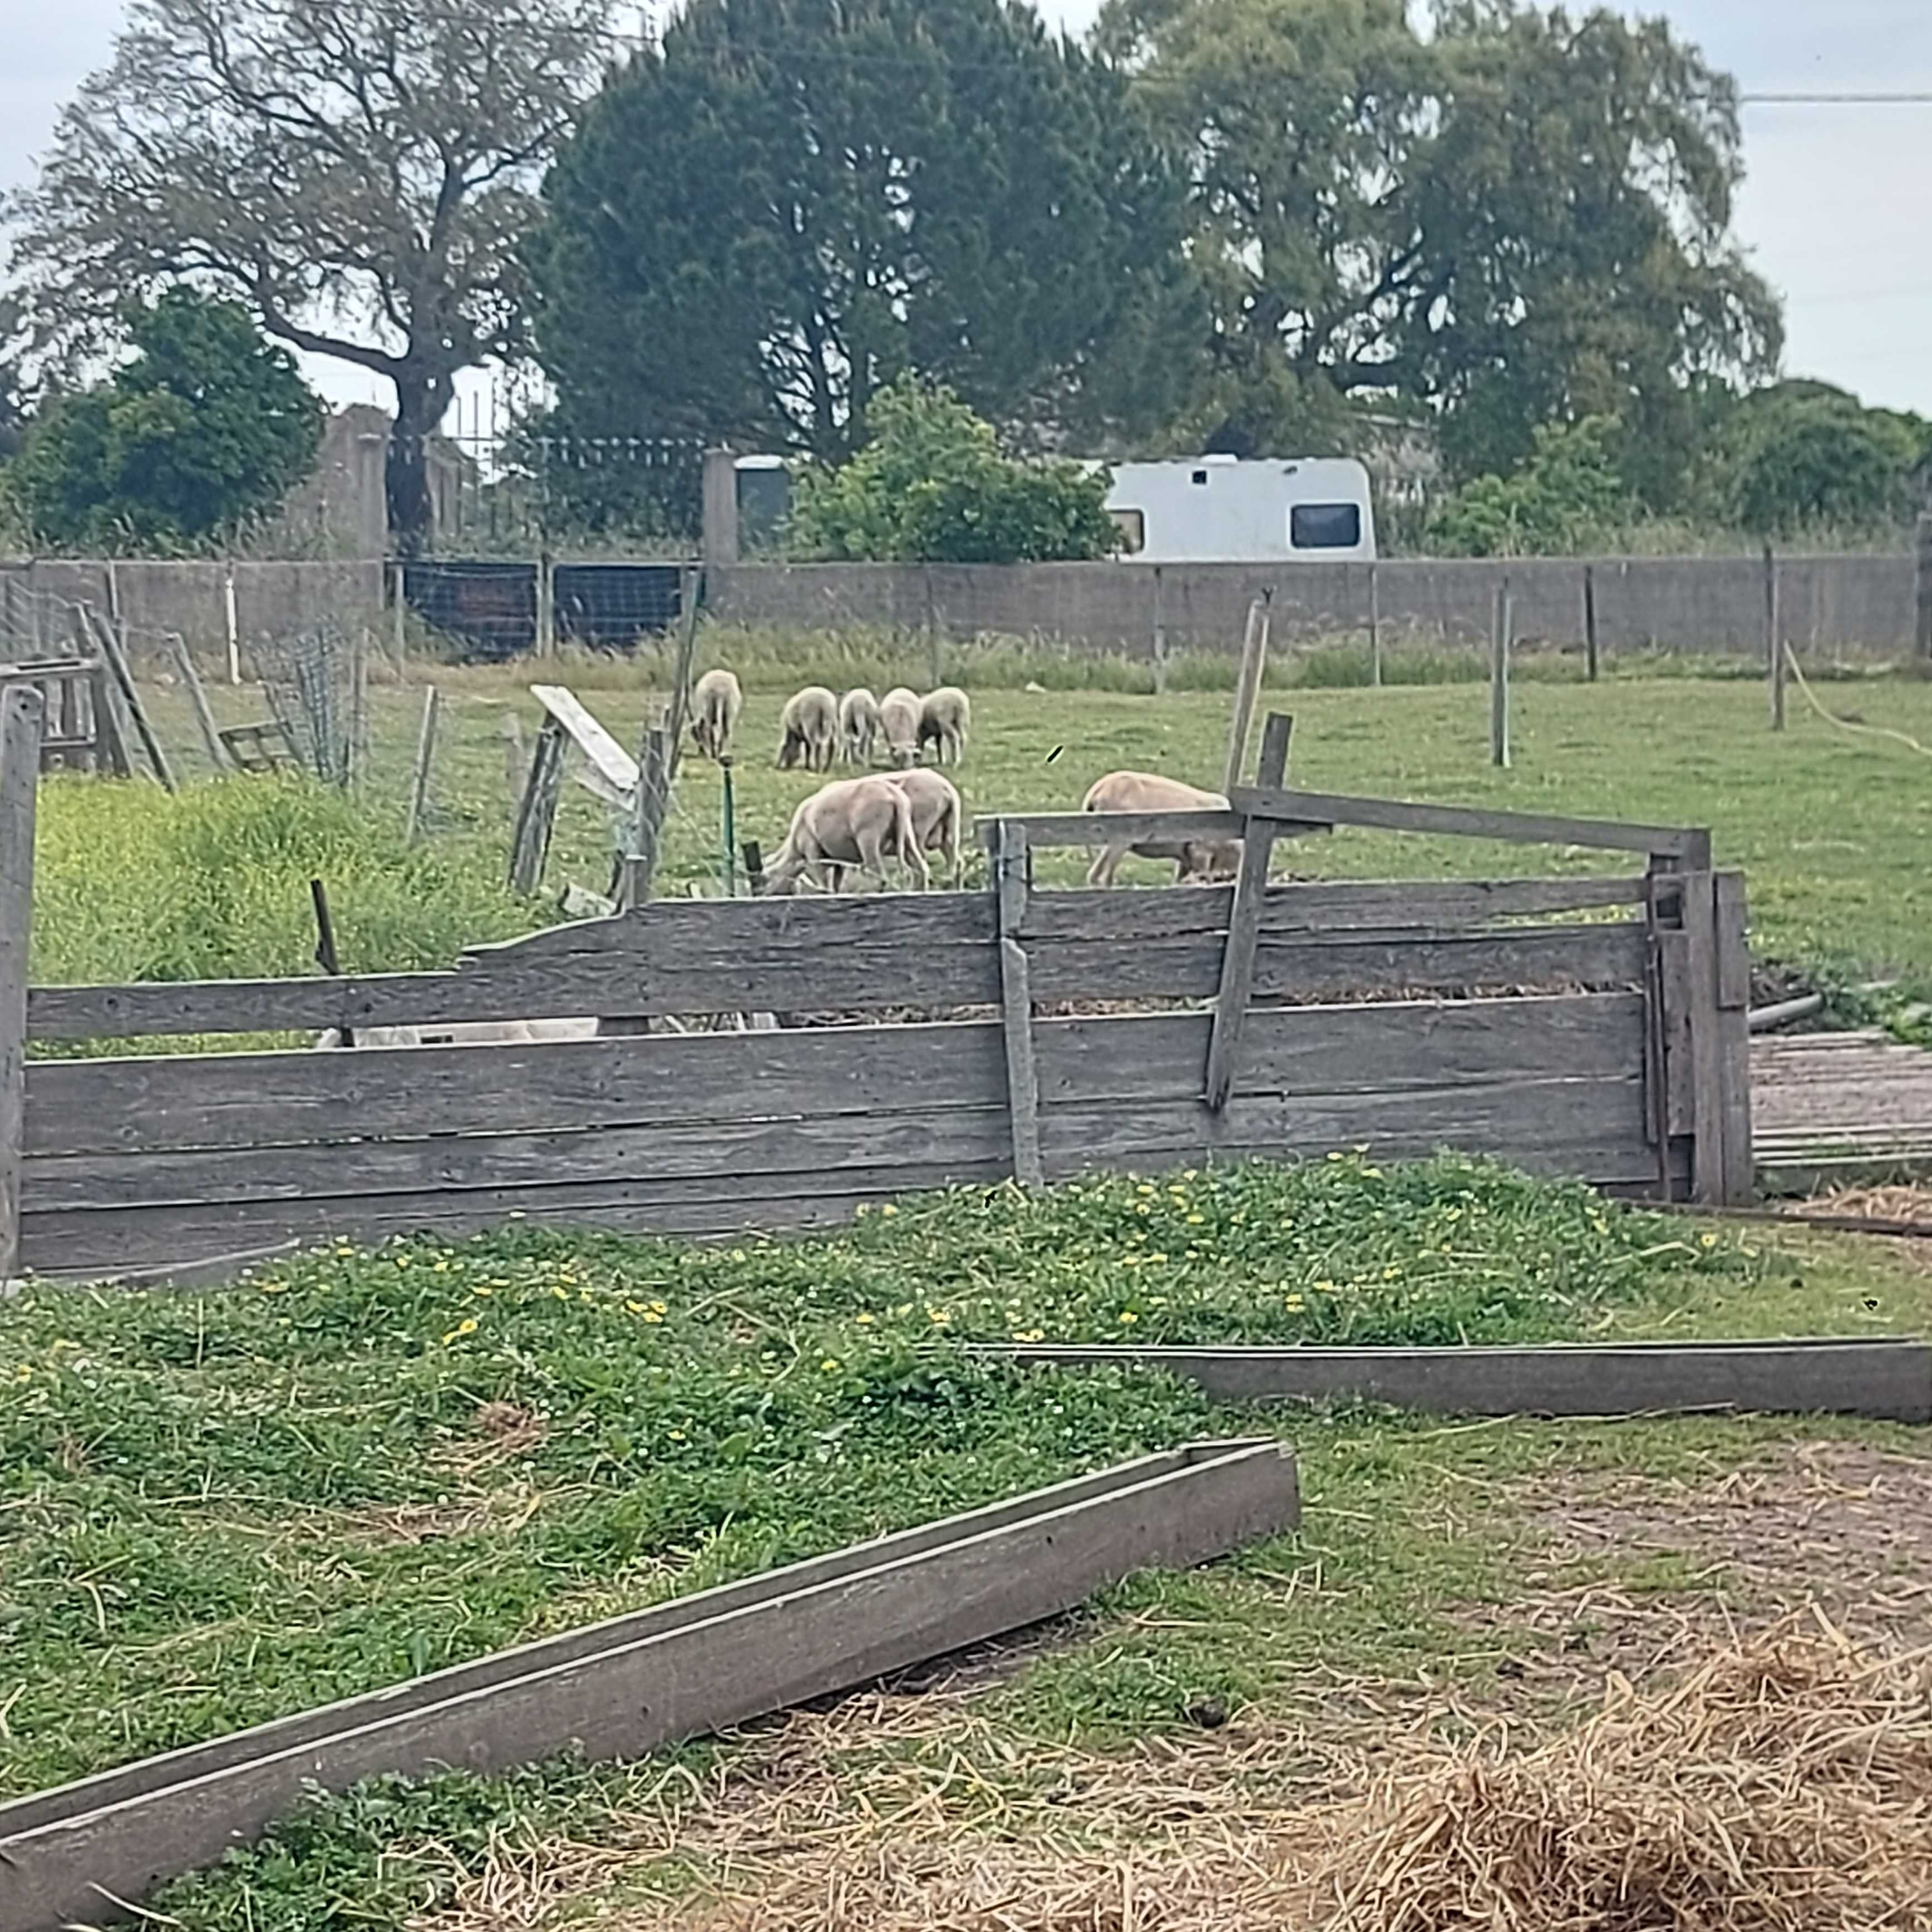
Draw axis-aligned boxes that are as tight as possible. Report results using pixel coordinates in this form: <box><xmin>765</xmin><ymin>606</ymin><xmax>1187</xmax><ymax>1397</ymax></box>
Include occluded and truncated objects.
<box><xmin>0</xmin><ymin>1441</ymin><xmax>1298</xmax><ymax>1932</ymax></box>
<box><xmin>975</xmin><ymin>1339</ymin><xmax>1932</xmax><ymax>1422</ymax></box>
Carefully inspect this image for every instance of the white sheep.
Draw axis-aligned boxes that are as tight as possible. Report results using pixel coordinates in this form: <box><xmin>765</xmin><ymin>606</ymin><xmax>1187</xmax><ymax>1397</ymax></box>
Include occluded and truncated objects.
<box><xmin>777</xmin><ymin>684</ymin><xmax>840</xmax><ymax>771</ymax></box>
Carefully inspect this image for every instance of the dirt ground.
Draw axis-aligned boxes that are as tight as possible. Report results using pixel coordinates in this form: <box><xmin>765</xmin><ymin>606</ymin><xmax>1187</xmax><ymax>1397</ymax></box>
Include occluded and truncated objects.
<box><xmin>421</xmin><ymin>1436</ymin><xmax>1932</xmax><ymax>1932</ymax></box>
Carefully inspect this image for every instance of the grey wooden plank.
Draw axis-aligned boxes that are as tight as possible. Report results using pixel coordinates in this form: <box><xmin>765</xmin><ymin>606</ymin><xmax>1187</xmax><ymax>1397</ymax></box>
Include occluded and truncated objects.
<box><xmin>1228</xmin><ymin>784</ymin><xmax>1712</xmax><ymax>864</ymax></box>
<box><xmin>1713</xmin><ymin>871</ymin><xmax>1755</xmax><ymax>1205</ymax></box>
<box><xmin>26</xmin><ymin>1023</ymin><xmax>1010</xmax><ymax>1157</ymax></box>
<box><xmin>1204</xmin><ymin>712</ymin><xmax>1291</xmax><ymax>1110</ymax></box>
<box><xmin>0</xmin><ymin>687</ymin><xmax>43</xmax><ymax>1280</ymax></box>
<box><xmin>974</xmin><ymin>808</ymin><xmax>1247</xmax><ymax>850</ymax></box>
<box><xmin>25</xmin><ymin>996</ymin><xmax>1647</xmax><ymax>1161</ymax></box>
<box><xmin>0</xmin><ymin>1443</ymin><xmax>1266</xmax><ymax>1837</ymax></box>
<box><xmin>1658</xmin><ymin>929</ymin><xmax>1696</xmax><ymax>1137</ymax></box>
<box><xmin>993</xmin><ymin>824</ymin><xmax>1043</xmax><ymax>1189</ymax></box>
<box><xmin>0</xmin><ymin>1443</ymin><xmax>1298</xmax><ymax>1932</ymax></box>
<box><xmin>529</xmin><ymin>683</ymin><xmax>638</xmax><ymax>797</ymax></box>
<box><xmin>975</xmin><ymin>1341</ymin><xmax>1932</xmax><ymax>1423</ymax></box>
<box><xmin>1680</xmin><ymin>871</ymin><xmax>1726</xmax><ymax>1204</ymax></box>
<box><xmin>21</xmin><ymin>1162</ymin><xmax>1021</xmax><ymax>1277</ymax></box>
<box><xmin>1036</xmin><ymin>1076</ymin><xmax>1659</xmax><ymax>1187</ymax></box>
<box><xmin>27</xmin><ymin>1107</ymin><xmax>1015</xmax><ymax>1212</ymax></box>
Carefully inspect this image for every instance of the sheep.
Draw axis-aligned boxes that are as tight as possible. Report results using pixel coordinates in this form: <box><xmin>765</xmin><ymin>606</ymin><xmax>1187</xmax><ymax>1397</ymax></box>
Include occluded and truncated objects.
<box><xmin>777</xmin><ymin>684</ymin><xmax>840</xmax><ymax>771</ymax></box>
<box><xmin>315</xmin><ymin>1018</ymin><xmax>599</xmax><ymax>1049</ymax></box>
<box><xmin>883</xmin><ymin>768</ymin><xmax>965</xmax><ymax>887</ymax></box>
<box><xmin>916</xmin><ymin>686</ymin><xmax>971</xmax><ymax>766</ymax></box>
<box><xmin>838</xmin><ymin>686</ymin><xmax>882</xmax><ymax>765</ymax></box>
<box><xmin>878</xmin><ymin>686</ymin><xmax>922</xmax><ymax>768</ymax></box>
<box><xmin>1080</xmin><ymin>771</ymin><xmax>1243</xmax><ymax>888</ymax></box>
<box><xmin>758</xmin><ymin>775</ymin><xmax>929</xmax><ymax>896</ymax></box>
<box><xmin>689</xmin><ymin>668</ymin><xmax>743</xmax><ymax>762</ymax></box>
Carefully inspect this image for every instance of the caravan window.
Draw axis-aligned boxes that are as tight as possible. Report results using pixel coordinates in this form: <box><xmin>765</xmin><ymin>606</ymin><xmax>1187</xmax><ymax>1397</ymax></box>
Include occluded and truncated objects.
<box><xmin>1289</xmin><ymin>502</ymin><xmax>1362</xmax><ymax>549</ymax></box>
<box><xmin>1109</xmin><ymin>507</ymin><xmax>1146</xmax><ymax>555</ymax></box>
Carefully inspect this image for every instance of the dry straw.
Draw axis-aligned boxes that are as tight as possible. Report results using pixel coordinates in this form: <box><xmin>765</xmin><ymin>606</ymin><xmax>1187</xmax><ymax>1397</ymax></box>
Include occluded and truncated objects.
<box><xmin>437</xmin><ymin>1613</ymin><xmax>1932</xmax><ymax>1931</ymax></box>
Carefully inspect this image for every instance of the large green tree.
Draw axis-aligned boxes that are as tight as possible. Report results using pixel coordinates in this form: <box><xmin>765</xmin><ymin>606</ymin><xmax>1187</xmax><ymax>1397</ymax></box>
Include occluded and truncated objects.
<box><xmin>9</xmin><ymin>290</ymin><xmax>322</xmax><ymax>551</ymax></box>
<box><xmin>1098</xmin><ymin>0</ymin><xmax>1780</xmax><ymax>504</ymax></box>
<box><xmin>530</xmin><ymin>0</ymin><xmax>1194</xmax><ymax>460</ymax></box>
<box><xmin>5</xmin><ymin>0</ymin><xmax>611</xmax><ymax>554</ymax></box>
<box><xmin>1711</xmin><ymin>381</ymin><xmax>1930</xmax><ymax>537</ymax></box>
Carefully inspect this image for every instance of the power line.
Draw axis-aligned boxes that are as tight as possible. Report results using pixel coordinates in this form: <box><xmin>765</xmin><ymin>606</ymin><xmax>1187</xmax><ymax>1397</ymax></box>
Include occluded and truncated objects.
<box><xmin>1740</xmin><ymin>92</ymin><xmax>1932</xmax><ymax>105</ymax></box>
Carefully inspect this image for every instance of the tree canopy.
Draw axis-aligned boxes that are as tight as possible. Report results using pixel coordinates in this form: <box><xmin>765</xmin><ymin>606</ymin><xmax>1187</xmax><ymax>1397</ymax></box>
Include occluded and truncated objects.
<box><xmin>1096</xmin><ymin>0</ymin><xmax>1780</xmax><ymax>509</ymax></box>
<box><xmin>530</xmin><ymin>0</ymin><xmax>1192</xmax><ymax>461</ymax></box>
<box><xmin>4</xmin><ymin>0</ymin><xmax>612</xmax><ymax>552</ymax></box>
<box><xmin>787</xmin><ymin>376</ymin><xmax>1121</xmax><ymax>562</ymax></box>
<box><xmin>7</xmin><ymin>290</ymin><xmax>322</xmax><ymax>551</ymax></box>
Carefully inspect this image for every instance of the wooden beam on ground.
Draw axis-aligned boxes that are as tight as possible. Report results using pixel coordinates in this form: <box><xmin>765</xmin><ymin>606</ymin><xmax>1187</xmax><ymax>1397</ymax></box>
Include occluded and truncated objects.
<box><xmin>0</xmin><ymin>688</ymin><xmax>43</xmax><ymax>1283</ymax></box>
<box><xmin>405</xmin><ymin>685</ymin><xmax>441</xmax><ymax>846</ymax></box>
<box><xmin>0</xmin><ymin>1441</ymin><xmax>1297</xmax><ymax>1932</ymax></box>
<box><xmin>1204</xmin><ymin>711</ymin><xmax>1292</xmax><ymax>1112</ymax></box>
<box><xmin>975</xmin><ymin>807</ymin><xmax>1328</xmax><ymax>852</ymax></box>
<box><xmin>1228</xmin><ymin>784</ymin><xmax>1712</xmax><ymax>866</ymax></box>
<box><xmin>170</xmin><ymin>633</ymin><xmax>230</xmax><ymax>773</ymax></box>
<box><xmin>974</xmin><ymin>1339</ymin><xmax>1932</xmax><ymax>1423</ymax></box>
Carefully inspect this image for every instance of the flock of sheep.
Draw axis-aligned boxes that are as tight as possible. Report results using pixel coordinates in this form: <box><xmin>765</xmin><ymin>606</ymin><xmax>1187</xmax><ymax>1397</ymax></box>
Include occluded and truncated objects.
<box><xmin>687</xmin><ymin>671</ymin><xmax>972</xmax><ymax>895</ymax></box>
<box><xmin>686</xmin><ymin>667</ymin><xmax>1241</xmax><ymax>898</ymax></box>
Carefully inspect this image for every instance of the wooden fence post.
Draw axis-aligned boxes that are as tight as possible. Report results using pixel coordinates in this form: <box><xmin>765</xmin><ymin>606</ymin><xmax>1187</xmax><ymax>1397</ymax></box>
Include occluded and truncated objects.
<box><xmin>405</xmin><ymin>686</ymin><xmax>441</xmax><ymax>845</ymax></box>
<box><xmin>0</xmin><ymin>686</ymin><xmax>43</xmax><ymax>1283</ymax></box>
<box><xmin>1223</xmin><ymin>592</ymin><xmax>1271</xmax><ymax>796</ymax></box>
<box><xmin>993</xmin><ymin>820</ymin><xmax>1043</xmax><ymax>1188</ymax></box>
<box><xmin>509</xmin><ymin>712</ymin><xmax>565</xmax><ymax>895</ymax></box>
<box><xmin>1678</xmin><ymin>867</ymin><xmax>1755</xmax><ymax>1206</ymax></box>
<box><xmin>620</xmin><ymin>721</ymin><xmax>671</xmax><ymax>909</ymax></box>
<box><xmin>1583</xmin><ymin>564</ymin><xmax>1599</xmax><ymax>682</ymax></box>
<box><xmin>1490</xmin><ymin>579</ymin><xmax>1512</xmax><ymax>770</ymax></box>
<box><xmin>223</xmin><ymin>562</ymin><xmax>242</xmax><ymax>685</ymax></box>
<box><xmin>390</xmin><ymin>560</ymin><xmax>408</xmax><ymax>674</ymax></box>
<box><xmin>83</xmin><ymin>604</ymin><xmax>174</xmax><ymax>792</ymax></box>
<box><xmin>1151</xmin><ymin>564</ymin><xmax>1167</xmax><ymax>696</ymax></box>
<box><xmin>1204</xmin><ymin>711</ymin><xmax>1292</xmax><ymax>1111</ymax></box>
<box><xmin>1765</xmin><ymin>543</ymin><xmax>1785</xmax><ymax>732</ymax></box>
<box><xmin>1916</xmin><ymin>513</ymin><xmax>1932</xmax><ymax>661</ymax></box>
<box><xmin>172</xmin><ymin>633</ymin><xmax>230</xmax><ymax>773</ymax></box>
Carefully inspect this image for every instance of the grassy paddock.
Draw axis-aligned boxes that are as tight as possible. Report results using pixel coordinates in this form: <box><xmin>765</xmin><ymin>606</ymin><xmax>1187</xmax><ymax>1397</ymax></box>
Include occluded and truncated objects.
<box><xmin>56</xmin><ymin>643</ymin><xmax>1932</xmax><ymax>1006</ymax></box>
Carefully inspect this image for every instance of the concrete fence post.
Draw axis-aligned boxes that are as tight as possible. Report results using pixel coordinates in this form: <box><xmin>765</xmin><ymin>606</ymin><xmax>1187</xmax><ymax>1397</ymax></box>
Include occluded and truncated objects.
<box><xmin>0</xmin><ymin>686</ymin><xmax>45</xmax><ymax>1283</ymax></box>
<box><xmin>702</xmin><ymin>448</ymin><xmax>740</xmax><ymax>572</ymax></box>
<box><xmin>1916</xmin><ymin>513</ymin><xmax>1932</xmax><ymax>661</ymax></box>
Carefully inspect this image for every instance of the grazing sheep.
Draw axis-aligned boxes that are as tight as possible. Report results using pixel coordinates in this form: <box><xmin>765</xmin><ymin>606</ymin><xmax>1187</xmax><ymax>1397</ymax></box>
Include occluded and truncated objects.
<box><xmin>316</xmin><ymin>1018</ymin><xmax>599</xmax><ymax>1049</ymax></box>
<box><xmin>878</xmin><ymin>686</ymin><xmax>922</xmax><ymax>768</ymax></box>
<box><xmin>838</xmin><ymin>686</ymin><xmax>882</xmax><ymax>765</ymax></box>
<box><xmin>689</xmin><ymin>668</ymin><xmax>743</xmax><ymax>761</ymax></box>
<box><xmin>883</xmin><ymin>768</ymin><xmax>965</xmax><ymax>887</ymax></box>
<box><xmin>916</xmin><ymin>686</ymin><xmax>971</xmax><ymax>766</ymax></box>
<box><xmin>777</xmin><ymin>684</ymin><xmax>840</xmax><ymax>771</ymax></box>
<box><xmin>1081</xmin><ymin>771</ymin><xmax>1242</xmax><ymax>887</ymax></box>
<box><xmin>759</xmin><ymin>776</ymin><xmax>929</xmax><ymax>895</ymax></box>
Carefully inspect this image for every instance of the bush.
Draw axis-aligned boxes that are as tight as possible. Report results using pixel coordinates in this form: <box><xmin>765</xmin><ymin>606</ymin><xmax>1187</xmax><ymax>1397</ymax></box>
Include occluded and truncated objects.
<box><xmin>788</xmin><ymin>376</ymin><xmax>1121</xmax><ymax>564</ymax></box>
<box><xmin>1427</xmin><ymin>416</ymin><xmax>1629</xmax><ymax>558</ymax></box>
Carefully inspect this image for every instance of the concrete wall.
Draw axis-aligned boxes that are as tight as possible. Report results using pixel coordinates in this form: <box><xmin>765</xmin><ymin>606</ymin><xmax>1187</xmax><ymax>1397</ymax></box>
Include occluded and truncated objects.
<box><xmin>709</xmin><ymin>554</ymin><xmax>1919</xmax><ymax>659</ymax></box>
<box><xmin>0</xmin><ymin>560</ymin><xmax>386</xmax><ymax>668</ymax></box>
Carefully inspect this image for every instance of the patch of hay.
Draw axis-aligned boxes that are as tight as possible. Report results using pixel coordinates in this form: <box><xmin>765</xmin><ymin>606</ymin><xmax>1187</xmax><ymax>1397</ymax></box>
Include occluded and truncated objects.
<box><xmin>474</xmin><ymin>1616</ymin><xmax>1932</xmax><ymax>1931</ymax></box>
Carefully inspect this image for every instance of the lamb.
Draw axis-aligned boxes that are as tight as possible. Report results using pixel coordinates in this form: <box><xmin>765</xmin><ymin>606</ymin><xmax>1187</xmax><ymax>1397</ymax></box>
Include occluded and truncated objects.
<box><xmin>315</xmin><ymin>1018</ymin><xmax>599</xmax><ymax>1049</ymax></box>
<box><xmin>759</xmin><ymin>776</ymin><xmax>930</xmax><ymax>895</ymax></box>
<box><xmin>878</xmin><ymin>686</ymin><xmax>922</xmax><ymax>768</ymax></box>
<box><xmin>838</xmin><ymin>686</ymin><xmax>882</xmax><ymax>765</ymax></box>
<box><xmin>689</xmin><ymin>668</ymin><xmax>743</xmax><ymax>762</ymax></box>
<box><xmin>1080</xmin><ymin>771</ymin><xmax>1243</xmax><ymax>887</ymax></box>
<box><xmin>776</xmin><ymin>684</ymin><xmax>840</xmax><ymax>771</ymax></box>
<box><xmin>916</xmin><ymin>686</ymin><xmax>971</xmax><ymax>766</ymax></box>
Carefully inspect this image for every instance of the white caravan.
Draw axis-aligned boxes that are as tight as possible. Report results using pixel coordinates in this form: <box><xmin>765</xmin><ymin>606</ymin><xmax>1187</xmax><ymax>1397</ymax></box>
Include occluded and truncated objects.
<box><xmin>1101</xmin><ymin>455</ymin><xmax>1377</xmax><ymax>563</ymax></box>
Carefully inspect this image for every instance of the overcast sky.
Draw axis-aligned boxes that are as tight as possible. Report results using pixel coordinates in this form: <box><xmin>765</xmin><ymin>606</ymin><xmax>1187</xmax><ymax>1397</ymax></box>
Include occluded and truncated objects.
<box><xmin>5</xmin><ymin>0</ymin><xmax>1930</xmax><ymax>428</ymax></box>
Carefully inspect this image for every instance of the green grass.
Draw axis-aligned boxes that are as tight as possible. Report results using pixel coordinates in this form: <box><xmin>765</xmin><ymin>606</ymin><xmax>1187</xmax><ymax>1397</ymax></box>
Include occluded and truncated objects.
<box><xmin>31</xmin><ymin>642</ymin><xmax>1926</xmax><ymax>1011</ymax></box>
<box><xmin>7</xmin><ymin>1157</ymin><xmax>1929</xmax><ymax>1928</ymax></box>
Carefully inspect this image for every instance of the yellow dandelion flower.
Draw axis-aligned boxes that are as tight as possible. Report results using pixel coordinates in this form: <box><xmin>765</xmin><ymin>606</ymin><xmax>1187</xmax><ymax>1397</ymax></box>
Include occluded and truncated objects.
<box><xmin>1013</xmin><ymin>1327</ymin><xmax>1046</xmax><ymax>1343</ymax></box>
<box><xmin>668</xmin><ymin>1428</ymin><xmax>687</xmax><ymax>1441</ymax></box>
<box><xmin>471</xmin><ymin>1284</ymin><xmax>492</xmax><ymax>1296</ymax></box>
<box><xmin>1700</xmin><ymin>1232</ymin><xmax>1718</xmax><ymax>1248</ymax></box>
<box><xmin>928</xmin><ymin>1307</ymin><xmax>952</xmax><ymax>1324</ymax></box>
<box><xmin>1148</xmin><ymin>1252</ymin><xmax>1167</xmax><ymax>1264</ymax></box>
<box><xmin>879</xmin><ymin>1205</ymin><xmax>898</xmax><ymax>1218</ymax></box>
<box><xmin>650</xmin><ymin>1300</ymin><xmax>667</xmax><ymax>1314</ymax></box>
<box><xmin>550</xmin><ymin>1285</ymin><xmax>569</xmax><ymax>1301</ymax></box>
<box><xmin>642</xmin><ymin>1310</ymin><xmax>663</xmax><ymax>1324</ymax></box>
<box><xmin>854</xmin><ymin>1312</ymin><xmax>875</xmax><ymax>1325</ymax></box>
<box><xmin>432</xmin><ymin>1259</ymin><xmax>450</xmax><ymax>1273</ymax></box>
<box><xmin>1284</xmin><ymin>1295</ymin><xmax>1304</xmax><ymax>1312</ymax></box>
<box><xmin>821</xmin><ymin>1358</ymin><xmax>841</xmax><ymax>1373</ymax></box>
<box><xmin>395</xmin><ymin>1255</ymin><xmax>411</xmax><ymax>1269</ymax></box>
<box><xmin>626</xmin><ymin>1299</ymin><xmax>645</xmax><ymax>1313</ymax></box>
<box><xmin>1186</xmin><ymin>1213</ymin><xmax>1205</xmax><ymax>1225</ymax></box>
<box><xmin>1119</xmin><ymin>1309</ymin><xmax>1139</xmax><ymax>1323</ymax></box>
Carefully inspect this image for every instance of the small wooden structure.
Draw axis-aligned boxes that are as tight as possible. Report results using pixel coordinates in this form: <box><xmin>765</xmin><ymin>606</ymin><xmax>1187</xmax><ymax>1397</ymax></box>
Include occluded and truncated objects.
<box><xmin>0</xmin><ymin>651</ymin><xmax>129</xmax><ymax>777</ymax></box>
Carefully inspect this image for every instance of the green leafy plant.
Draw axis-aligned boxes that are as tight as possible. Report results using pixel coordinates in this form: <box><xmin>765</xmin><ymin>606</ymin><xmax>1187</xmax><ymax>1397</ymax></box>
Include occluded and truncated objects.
<box><xmin>1427</xmin><ymin>416</ymin><xmax>1630</xmax><ymax>556</ymax></box>
<box><xmin>787</xmin><ymin>377</ymin><xmax>1121</xmax><ymax>564</ymax></box>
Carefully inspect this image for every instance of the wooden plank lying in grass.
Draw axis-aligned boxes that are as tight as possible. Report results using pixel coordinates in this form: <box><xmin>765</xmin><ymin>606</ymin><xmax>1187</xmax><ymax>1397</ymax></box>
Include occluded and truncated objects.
<box><xmin>0</xmin><ymin>1441</ymin><xmax>1299</xmax><ymax>1932</ymax></box>
<box><xmin>974</xmin><ymin>1340</ymin><xmax>1932</xmax><ymax>1423</ymax></box>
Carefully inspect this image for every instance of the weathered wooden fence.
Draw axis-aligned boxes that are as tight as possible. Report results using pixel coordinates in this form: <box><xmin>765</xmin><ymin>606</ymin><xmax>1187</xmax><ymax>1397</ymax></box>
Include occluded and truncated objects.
<box><xmin>1</xmin><ymin>721</ymin><xmax>1752</xmax><ymax>1282</ymax></box>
